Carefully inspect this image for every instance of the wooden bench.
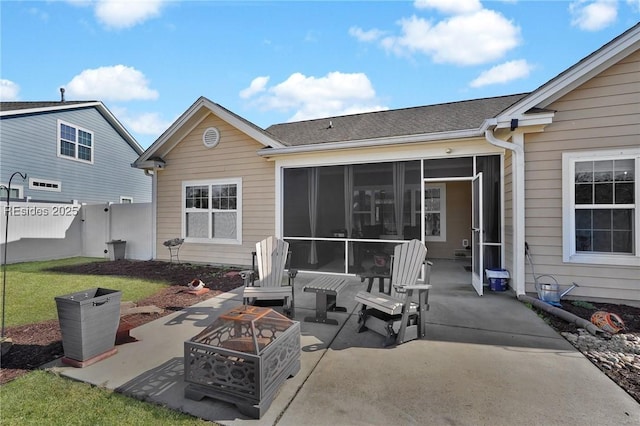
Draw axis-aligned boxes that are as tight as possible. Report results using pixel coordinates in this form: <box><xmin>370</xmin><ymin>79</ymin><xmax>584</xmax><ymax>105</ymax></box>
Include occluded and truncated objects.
<box><xmin>302</xmin><ymin>276</ymin><xmax>348</xmax><ymax>325</ymax></box>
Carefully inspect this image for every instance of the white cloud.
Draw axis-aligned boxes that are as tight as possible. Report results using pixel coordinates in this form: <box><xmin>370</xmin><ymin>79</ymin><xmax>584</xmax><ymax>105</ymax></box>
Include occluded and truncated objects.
<box><xmin>110</xmin><ymin>106</ymin><xmax>172</xmax><ymax>142</ymax></box>
<box><xmin>0</xmin><ymin>79</ymin><xmax>20</xmax><ymax>101</ymax></box>
<box><xmin>126</xmin><ymin>112</ymin><xmax>172</xmax><ymax>136</ymax></box>
<box><xmin>569</xmin><ymin>0</ymin><xmax>618</xmax><ymax>31</ymax></box>
<box><xmin>240</xmin><ymin>76</ymin><xmax>270</xmax><ymax>99</ymax></box>
<box><xmin>413</xmin><ymin>0</ymin><xmax>482</xmax><ymax>15</ymax></box>
<box><xmin>28</xmin><ymin>6</ymin><xmax>49</xmax><ymax>21</ymax></box>
<box><xmin>470</xmin><ymin>59</ymin><xmax>532</xmax><ymax>88</ymax></box>
<box><xmin>381</xmin><ymin>10</ymin><xmax>520</xmax><ymax>65</ymax></box>
<box><xmin>95</xmin><ymin>0</ymin><xmax>166</xmax><ymax>29</ymax></box>
<box><xmin>243</xmin><ymin>72</ymin><xmax>387</xmax><ymax>122</ymax></box>
<box><xmin>349</xmin><ymin>26</ymin><xmax>386</xmax><ymax>42</ymax></box>
<box><xmin>64</xmin><ymin>0</ymin><xmax>93</xmax><ymax>6</ymax></box>
<box><xmin>65</xmin><ymin>65</ymin><xmax>159</xmax><ymax>101</ymax></box>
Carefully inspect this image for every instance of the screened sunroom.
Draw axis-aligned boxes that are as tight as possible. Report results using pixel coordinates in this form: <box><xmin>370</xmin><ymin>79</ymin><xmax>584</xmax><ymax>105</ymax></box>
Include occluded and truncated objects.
<box><xmin>281</xmin><ymin>155</ymin><xmax>503</xmax><ymax>288</ymax></box>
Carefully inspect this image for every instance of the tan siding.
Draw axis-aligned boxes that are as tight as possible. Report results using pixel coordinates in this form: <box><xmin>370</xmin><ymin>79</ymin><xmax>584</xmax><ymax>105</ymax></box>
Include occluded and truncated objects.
<box><xmin>155</xmin><ymin>113</ymin><xmax>275</xmax><ymax>267</ymax></box>
<box><xmin>524</xmin><ymin>50</ymin><xmax>640</xmax><ymax>301</ymax></box>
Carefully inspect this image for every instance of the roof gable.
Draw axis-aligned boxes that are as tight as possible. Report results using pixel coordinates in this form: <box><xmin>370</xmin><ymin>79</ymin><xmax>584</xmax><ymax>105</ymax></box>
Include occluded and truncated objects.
<box><xmin>499</xmin><ymin>22</ymin><xmax>640</xmax><ymax>118</ymax></box>
<box><xmin>0</xmin><ymin>101</ymin><xmax>144</xmax><ymax>155</ymax></box>
<box><xmin>135</xmin><ymin>96</ymin><xmax>284</xmax><ymax>167</ymax></box>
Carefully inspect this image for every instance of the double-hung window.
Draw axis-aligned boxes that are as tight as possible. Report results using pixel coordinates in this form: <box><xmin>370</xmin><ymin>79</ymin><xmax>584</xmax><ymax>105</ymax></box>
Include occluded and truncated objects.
<box><xmin>424</xmin><ymin>183</ymin><xmax>446</xmax><ymax>242</ymax></box>
<box><xmin>563</xmin><ymin>149</ymin><xmax>638</xmax><ymax>266</ymax></box>
<box><xmin>58</xmin><ymin>120</ymin><xmax>94</xmax><ymax>163</ymax></box>
<box><xmin>183</xmin><ymin>178</ymin><xmax>242</xmax><ymax>244</ymax></box>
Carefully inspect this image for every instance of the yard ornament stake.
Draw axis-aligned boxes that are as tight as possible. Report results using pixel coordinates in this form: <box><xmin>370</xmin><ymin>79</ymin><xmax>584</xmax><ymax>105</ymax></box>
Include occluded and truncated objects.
<box><xmin>1</xmin><ymin>171</ymin><xmax>27</xmax><ymax>355</ymax></box>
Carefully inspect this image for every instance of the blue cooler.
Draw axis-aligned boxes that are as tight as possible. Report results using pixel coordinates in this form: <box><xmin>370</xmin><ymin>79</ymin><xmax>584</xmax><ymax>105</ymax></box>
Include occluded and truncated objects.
<box><xmin>485</xmin><ymin>268</ymin><xmax>510</xmax><ymax>291</ymax></box>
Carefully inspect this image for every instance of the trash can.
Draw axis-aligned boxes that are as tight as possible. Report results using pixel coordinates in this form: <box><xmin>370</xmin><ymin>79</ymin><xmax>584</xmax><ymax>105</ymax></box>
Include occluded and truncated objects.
<box><xmin>106</xmin><ymin>240</ymin><xmax>126</xmax><ymax>260</ymax></box>
<box><xmin>485</xmin><ymin>268</ymin><xmax>510</xmax><ymax>291</ymax></box>
<box><xmin>55</xmin><ymin>288</ymin><xmax>122</xmax><ymax>362</ymax></box>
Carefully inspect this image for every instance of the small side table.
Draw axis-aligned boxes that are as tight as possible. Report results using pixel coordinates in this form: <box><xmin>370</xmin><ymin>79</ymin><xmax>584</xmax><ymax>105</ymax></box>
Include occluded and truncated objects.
<box><xmin>302</xmin><ymin>276</ymin><xmax>348</xmax><ymax>325</ymax></box>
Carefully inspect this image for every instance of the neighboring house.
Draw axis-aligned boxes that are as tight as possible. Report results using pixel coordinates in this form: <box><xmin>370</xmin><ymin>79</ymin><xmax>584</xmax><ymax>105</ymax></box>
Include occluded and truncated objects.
<box><xmin>1</xmin><ymin>100</ymin><xmax>151</xmax><ymax>204</ymax></box>
<box><xmin>135</xmin><ymin>23</ymin><xmax>639</xmax><ymax>304</ymax></box>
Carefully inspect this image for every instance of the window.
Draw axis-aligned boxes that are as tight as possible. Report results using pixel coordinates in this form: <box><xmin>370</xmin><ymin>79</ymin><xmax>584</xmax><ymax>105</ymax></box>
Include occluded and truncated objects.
<box><xmin>29</xmin><ymin>178</ymin><xmax>61</xmax><ymax>192</ymax></box>
<box><xmin>0</xmin><ymin>184</ymin><xmax>23</xmax><ymax>199</ymax></box>
<box><xmin>424</xmin><ymin>183</ymin><xmax>446</xmax><ymax>242</ymax></box>
<box><xmin>563</xmin><ymin>149</ymin><xmax>638</xmax><ymax>266</ymax></box>
<box><xmin>58</xmin><ymin>120</ymin><xmax>93</xmax><ymax>163</ymax></box>
<box><xmin>183</xmin><ymin>179</ymin><xmax>242</xmax><ymax>244</ymax></box>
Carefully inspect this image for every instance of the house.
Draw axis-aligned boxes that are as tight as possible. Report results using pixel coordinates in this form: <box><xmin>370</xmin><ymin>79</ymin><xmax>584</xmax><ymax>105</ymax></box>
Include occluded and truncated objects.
<box><xmin>134</xmin><ymin>23</ymin><xmax>639</xmax><ymax>304</ymax></box>
<box><xmin>0</xmin><ymin>99</ymin><xmax>151</xmax><ymax>204</ymax></box>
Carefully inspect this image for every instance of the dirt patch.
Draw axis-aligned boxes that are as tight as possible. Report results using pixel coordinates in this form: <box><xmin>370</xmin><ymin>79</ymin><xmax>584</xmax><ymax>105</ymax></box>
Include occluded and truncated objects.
<box><xmin>0</xmin><ymin>260</ymin><xmax>244</xmax><ymax>385</ymax></box>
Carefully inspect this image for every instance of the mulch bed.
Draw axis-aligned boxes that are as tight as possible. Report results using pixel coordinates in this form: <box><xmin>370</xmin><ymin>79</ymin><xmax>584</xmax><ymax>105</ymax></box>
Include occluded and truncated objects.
<box><xmin>1</xmin><ymin>259</ymin><xmax>638</xmax><ymax>404</ymax></box>
<box><xmin>0</xmin><ymin>260</ymin><xmax>244</xmax><ymax>385</ymax></box>
<box><xmin>531</xmin><ymin>300</ymin><xmax>640</xmax><ymax>403</ymax></box>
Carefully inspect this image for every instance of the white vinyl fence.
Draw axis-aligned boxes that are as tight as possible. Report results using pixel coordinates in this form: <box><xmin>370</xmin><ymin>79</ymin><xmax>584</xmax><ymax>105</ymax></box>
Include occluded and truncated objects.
<box><xmin>0</xmin><ymin>201</ymin><xmax>152</xmax><ymax>264</ymax></box>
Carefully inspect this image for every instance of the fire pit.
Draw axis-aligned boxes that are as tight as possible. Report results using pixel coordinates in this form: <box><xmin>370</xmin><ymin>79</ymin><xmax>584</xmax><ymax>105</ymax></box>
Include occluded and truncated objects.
<box><xmin>184</xmin><ymin>305</ymin><xmax>300</xmax><ymax>418</ymax></box>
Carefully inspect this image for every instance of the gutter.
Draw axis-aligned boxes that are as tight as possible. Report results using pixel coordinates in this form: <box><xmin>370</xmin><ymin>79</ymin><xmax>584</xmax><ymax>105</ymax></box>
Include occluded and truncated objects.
<box><xmin>258</xmin><ymin>128</ymin><xmax>483</xmax><ymax>157</ymax></box>
<box><xmin>484</xmin><ymin>121</ymin><xmax>526</xmax><ymax>297</ymax></box>
<box><xmin>483</xmin><ymin>120</ymin><xmax>523</xmax><ymax>156</ymax></box>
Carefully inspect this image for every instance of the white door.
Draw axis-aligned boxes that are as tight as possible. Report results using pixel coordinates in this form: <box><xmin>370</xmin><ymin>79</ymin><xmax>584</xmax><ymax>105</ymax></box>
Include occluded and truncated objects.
<box><xmin>471</xmin><ymin>173</ymin><xmax>484</xmax><ymax>295</ymax></box>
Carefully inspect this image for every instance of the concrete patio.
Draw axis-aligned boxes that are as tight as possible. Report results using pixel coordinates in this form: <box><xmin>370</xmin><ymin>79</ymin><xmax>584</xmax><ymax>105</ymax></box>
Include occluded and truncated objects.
<box><xmin>46</xmin><ymin>260</ymin><xmax>640</xmax><ymax>425</ymax></box>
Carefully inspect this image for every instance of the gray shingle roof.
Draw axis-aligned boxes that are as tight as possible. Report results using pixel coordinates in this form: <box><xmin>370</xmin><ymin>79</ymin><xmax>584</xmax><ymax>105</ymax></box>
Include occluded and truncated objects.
<box><xmin>0</xmin><ymin>101</ymin><xmax>94</xmax><ymax>112</ymax></box>
<box><xmin>265</xmin><ymin>93</ymin><xmax>529</xmax><ymax>146</ymax></box>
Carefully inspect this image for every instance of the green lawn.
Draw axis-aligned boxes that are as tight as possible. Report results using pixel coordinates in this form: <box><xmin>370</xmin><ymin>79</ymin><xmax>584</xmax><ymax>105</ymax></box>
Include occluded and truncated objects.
<box><xmin>0</xmin><ymin>258</ymin><xmax>215</xmax><ymax>424</ymax></box>
<box><xmin>0</xmin><ymin>371</ymin><xmax>212</xmax><ymax>425</ymax></box>
<box><xmin>0</xmin><ymin>257</ymin><xmax>168</xmax><ymax>327</ymax></box>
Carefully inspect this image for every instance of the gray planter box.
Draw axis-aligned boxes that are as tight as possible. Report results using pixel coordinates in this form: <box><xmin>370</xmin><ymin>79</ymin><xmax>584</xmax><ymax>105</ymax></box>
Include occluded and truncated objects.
<box><xmin>55</xmin><ymin>288</ymin><xmax>122</xmax><ymax>362</ymax></box>
<box><xmin>106</xmin><ymin>240</ymin><xmax>126</xmax><ymax>260</ymax></box>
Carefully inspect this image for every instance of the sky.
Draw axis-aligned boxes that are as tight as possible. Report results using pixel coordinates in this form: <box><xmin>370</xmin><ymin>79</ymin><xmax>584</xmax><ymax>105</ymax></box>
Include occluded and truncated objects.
<box><xmin>1</xmin><ymin>1</ymin><xmax>639</xmax><ymax>149</ymax></box>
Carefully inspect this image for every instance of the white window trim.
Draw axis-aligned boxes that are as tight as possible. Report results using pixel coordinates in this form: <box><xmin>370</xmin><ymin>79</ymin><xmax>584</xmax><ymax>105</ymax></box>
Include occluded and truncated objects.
<box><xmin>0</xmin><ymin>183</ymin><xmax>23</xmax><ymax>199</ymax></box>
<box><xmin>562</xmin><ymin>148</ymin><xmax>640</xmax><ymax>267</ymax></box>
<box><xmin>182</xmin><ymin>178</ymin><xmax>242</xmax><ymax>245</ymax></box>
<box><xmin>29</xmin><ymin>178</ymin><xmax>61</xmax><ymax>192</ymax></box>
<box><xmin>120</xmin><ymin>196</ymin><xmax>133</xmax><ymax>203</ymax></box>
<box><xmin>57</xmin><ymin>119</ymin><xmax>94</xmax><ymax>164</ymax></box>
<box><xmin>424</xmin><ymin>182</ymin><xmax>447</xmax><ymax>242</ymax></box>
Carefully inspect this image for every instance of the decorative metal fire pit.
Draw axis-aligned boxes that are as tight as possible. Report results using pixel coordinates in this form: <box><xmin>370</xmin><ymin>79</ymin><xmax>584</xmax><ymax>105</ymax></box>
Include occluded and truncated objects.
<box><xmin>184</xmin><ymin>305</ymin><xmax>301</xmax><ymax>419</ymax></box>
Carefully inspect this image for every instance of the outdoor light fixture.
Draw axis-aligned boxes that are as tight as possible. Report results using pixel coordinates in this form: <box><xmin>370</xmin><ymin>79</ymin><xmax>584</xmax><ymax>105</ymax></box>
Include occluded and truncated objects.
<box><xmin>1</xmin><ymin>171</ymin><xmax>27</xmax><ymax>354</ymax></box>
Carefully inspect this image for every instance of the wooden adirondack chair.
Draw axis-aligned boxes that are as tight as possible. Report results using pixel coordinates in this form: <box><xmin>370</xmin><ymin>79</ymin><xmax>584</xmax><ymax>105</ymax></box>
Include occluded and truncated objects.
<box><xmin>241</xmin><ymin>236</ymin><xmax>297</xmax><ymax>317</ymax></box>
<box><xmin>354</xmin><ymin>239</ymin><xmax>431</xmax><ymax>347</ymax></box>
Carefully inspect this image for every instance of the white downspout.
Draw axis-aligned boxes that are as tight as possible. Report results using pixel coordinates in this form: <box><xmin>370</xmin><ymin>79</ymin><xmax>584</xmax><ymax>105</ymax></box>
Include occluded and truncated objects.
<box><xmin>485</xmin><ymin>127</ymin><xmax>526</xmax><ymax>296</ymax></box>
<box><xmin>145</xmin><ymin>169</ymin><xmax>157</xmax><ymax>260</ymax></box>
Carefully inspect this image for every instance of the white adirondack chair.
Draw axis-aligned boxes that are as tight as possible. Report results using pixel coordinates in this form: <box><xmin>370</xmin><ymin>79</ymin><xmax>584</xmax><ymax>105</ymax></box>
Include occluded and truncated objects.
<box><xmin>354</xmin><ymin>239</ymin><xmax>431</xmax><ymax>346</ymax></box>
<box><xmin>241</xmin><ymin>236</ymin><xmax>297</xmax><ymax>317</ymax></box>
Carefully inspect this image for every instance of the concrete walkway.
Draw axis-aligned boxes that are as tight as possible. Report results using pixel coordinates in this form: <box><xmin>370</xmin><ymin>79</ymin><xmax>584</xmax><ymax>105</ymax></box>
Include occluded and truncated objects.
<box><xmin>46</xmin><ymin>269</ymin><xmax>640</xmax><ymax>425</ymax></box>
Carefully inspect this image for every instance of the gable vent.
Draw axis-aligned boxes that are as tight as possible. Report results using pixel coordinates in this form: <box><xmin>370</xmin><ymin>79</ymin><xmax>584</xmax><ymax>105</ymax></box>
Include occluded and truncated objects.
<box><xmin>203</xmin><ymin>127</ymin><xmax>221</xmax><ymax>148</ymax></box>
